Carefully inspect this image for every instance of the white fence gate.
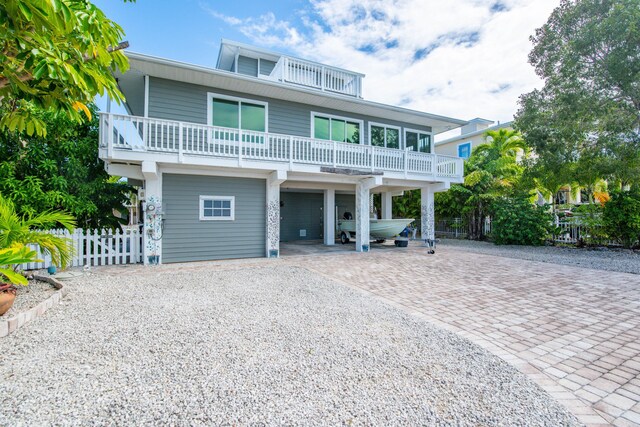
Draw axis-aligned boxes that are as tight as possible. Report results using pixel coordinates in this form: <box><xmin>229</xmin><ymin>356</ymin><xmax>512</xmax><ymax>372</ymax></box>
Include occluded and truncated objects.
<box><xmin>21</xmin><ymin>228</ymin><xmax>143</xmax><ymax>270</ymax></box>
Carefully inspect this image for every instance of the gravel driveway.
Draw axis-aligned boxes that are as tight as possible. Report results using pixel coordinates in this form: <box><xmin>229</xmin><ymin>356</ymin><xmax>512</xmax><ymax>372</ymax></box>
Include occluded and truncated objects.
<box><xmin>0</xmin><ymin>265</ymin><xmax>578</xmax><ymax>426</ymax></box>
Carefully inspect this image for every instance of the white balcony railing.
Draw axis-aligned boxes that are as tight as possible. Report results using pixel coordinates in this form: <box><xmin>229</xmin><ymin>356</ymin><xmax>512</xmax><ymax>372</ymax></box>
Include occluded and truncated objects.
<box><xmin>264</xmin><ymin>56</ymin><xmax>363</xmax><ymax>98</ymax></box>
<box><xmin>100</xmin><ymin>113</ymin><xmax>463</xmax><ymax>180</ymax></box>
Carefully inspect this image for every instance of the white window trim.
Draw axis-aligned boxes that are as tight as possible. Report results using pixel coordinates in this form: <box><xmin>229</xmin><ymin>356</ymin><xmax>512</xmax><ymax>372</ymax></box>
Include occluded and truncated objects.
<box><xmin>207</xmin><ymin>92</ymin><xmax>269</xmax><ymax>132</ymax></box>
<box><xmin>310</xmin><ymin>111</ymin><xmax>364</xmax><ymax>144</ymax></box>
<box><xmin>457</xmin><ymin>141</ymin><xmax>472</xmax><ymax>159</ymax></box>
<box><xmin>199</xmin><ymin>195</ymin><xmax>235</xmax><ymax>221</ymax></box>
<box><xmin>404</xmin><ymin>128</ymin><xmax>434</xmax><ymax>152</ymax></box>
<box><xmin>368</xmin><ymin>121</ymin><xmax>402</xmax><ymax>149</ymax></box>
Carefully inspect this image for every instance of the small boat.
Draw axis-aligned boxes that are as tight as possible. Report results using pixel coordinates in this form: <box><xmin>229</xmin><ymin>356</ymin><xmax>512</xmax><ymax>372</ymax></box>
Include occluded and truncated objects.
<box><xmin>337</xmin><ymin>218</ymin><xmax>414</xmax><ymax>244</ymax></box>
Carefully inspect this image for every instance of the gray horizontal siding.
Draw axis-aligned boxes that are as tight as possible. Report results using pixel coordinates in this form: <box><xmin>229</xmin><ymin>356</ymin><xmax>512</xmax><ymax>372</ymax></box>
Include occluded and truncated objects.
<box><xmin>162</xmin><ymin>174</ymin><xmax>265</xmax><ymax>263</ymax></box>
<box><xmin>148</xmin><ymin>77</ymin><xmax>431</xmax><ymax>143</ymax></box>
<box><xmin>259</xmin><ymin>59</ymin><xmax>277</xmax><ymax>76</ymax></box>
<box><xmin>280</xmin><ymin>192</ymin><xmax>324</xmax><ymax>241</ymax></box>
<box><xmin>238</xmin><ymin>56</ymin><xmax>258</xmax><ymax>77</ymax></box>
<box><xmin>336</xmin><ymin>194</ymin><xmax>355</xmax><ymax>221</ymax></box>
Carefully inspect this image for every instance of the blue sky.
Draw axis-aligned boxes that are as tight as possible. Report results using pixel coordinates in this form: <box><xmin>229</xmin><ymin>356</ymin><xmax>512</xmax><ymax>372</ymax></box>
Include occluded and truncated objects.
<box><xmin>94</xmin><ymin>0</ymin><xmax>560</xmax><ymax>137</ymax></box>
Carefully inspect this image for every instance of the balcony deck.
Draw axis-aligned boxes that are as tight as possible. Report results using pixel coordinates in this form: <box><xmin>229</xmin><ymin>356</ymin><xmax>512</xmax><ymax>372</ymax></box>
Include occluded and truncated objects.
<box><xmin>99</xmin><ymin>113</ymin><xmax>464</xmax><ymax>181</ymax></box>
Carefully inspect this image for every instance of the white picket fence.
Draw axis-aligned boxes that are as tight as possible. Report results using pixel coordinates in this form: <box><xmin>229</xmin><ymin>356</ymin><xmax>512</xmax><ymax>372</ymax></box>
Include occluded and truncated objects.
<box><xmin>554</xmin><ymin>221</ymin><xmax>620</xmax><ymax>246</ymax></box>
<box><xmin>21</xmin><ymin>228</ymin><xmax>143</xmax><ymax>270</ymax></box>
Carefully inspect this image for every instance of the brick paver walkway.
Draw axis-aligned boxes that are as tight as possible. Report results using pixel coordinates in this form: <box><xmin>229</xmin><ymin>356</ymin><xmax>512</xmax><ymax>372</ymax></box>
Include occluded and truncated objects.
<box><xmin>284</xmin><ymin>243</ymin><xmax>640</xmax><ymax>427</ymax></box>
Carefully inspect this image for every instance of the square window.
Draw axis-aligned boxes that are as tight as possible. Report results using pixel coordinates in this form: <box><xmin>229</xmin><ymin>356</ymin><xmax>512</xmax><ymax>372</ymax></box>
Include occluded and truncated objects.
<box><xmin>204</xmin><ymin>200</ymin><xmax>213</xmax><ymax>209</ymax></box>
<box><xmin>458</xmin><ymin>142</ymin><xmax>472</xmax><ymax>159</ymax></box>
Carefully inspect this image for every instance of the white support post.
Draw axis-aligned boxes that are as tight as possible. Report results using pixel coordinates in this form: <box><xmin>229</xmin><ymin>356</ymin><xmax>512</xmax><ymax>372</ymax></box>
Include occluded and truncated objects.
<box><xmin>355</xmin><ymin>177</ymin><xmax>382</xmax><ymax>252</ymax></box>
<box><xmin>178</xmin><ymin>122</ymin><xmax>184</xmax><ymax>163</ymax></box>
<box><xmin>421</xmin><ymin>186</ymin><xmax>435</xmax><ymax>243</ymax></box>
<box><xmin>141</xmin><ymin>161</ymin><xmax>162</xmax><ymax>265</ymax></box>
<box><xmin>266</xmin><ymin>170</ymin><xmax>287</xmax><ymax>258</ymax></box>
<box><xmin>323</xmin><ymin>189</ymin><xmax>335</xmax><ymax>245</ymax></box>
<box><xmin>404</xmin><ymin>148</ymin><xmax>409</xmax><ymax>178</ymax></box>
<box><xmin>143</xmin><ymin>75</ymin><xmax>149</xmax><ymax>118</ymax></box>
<box><xmin>381</xmin><ymin>192</ymin><xmax>393</xmax><ymax>219</ymax></box>
<box><xmin>289</xmin><ymin>136</ymin><xmax>294</xmax><ymax>169</ymax></box>
<box><xmin>107</xmin><ymin>114</ymin><xmax>114</xmax><ymax>159</ymax></box>
<box><xmin>370</xmin><ymin>146</ymin><xmax>375</xmax><ymax>172</ymax></box>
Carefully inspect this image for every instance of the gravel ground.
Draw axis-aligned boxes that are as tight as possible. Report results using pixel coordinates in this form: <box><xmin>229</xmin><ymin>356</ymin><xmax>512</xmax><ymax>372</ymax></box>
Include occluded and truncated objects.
<box><xmin>439</xmin><ymin>238</ymin><xmax>640</xmax><ymax>275</ymax></box>
<box><xmin>1</xmin><ymin>279</ymin><xmax>56</xmax><ymax>319</ymax></box>
<box><xmin>0</xmin><ymin>266</ymin><xmax>579</xmax><ymax>426</ymax></box>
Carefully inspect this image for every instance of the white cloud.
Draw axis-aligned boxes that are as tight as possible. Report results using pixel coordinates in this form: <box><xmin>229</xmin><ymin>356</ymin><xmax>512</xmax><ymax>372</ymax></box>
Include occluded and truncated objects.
<box><xmin>203</xmin><ymin>0</ymin><xmax>559</xmax><ymax>135</ymax></box>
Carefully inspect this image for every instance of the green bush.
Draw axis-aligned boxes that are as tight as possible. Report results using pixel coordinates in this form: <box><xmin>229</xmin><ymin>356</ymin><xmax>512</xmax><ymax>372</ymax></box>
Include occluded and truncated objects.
<box><xmin>603</xmin><ymin>190</ymin><xmax>640</xmax><ymax>248</ymax></box>
<box><xmin>570</xmin><ymin>203</ymin><xmax>608</xmax><ymax>247</ymax></box>
<box><xmin>491</xmin><ymin>197</ymin><xmax>553</xmax><ymax>246</ymax></box>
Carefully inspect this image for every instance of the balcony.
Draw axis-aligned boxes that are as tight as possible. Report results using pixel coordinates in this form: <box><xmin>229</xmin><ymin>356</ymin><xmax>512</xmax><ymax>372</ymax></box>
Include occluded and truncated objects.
<box><xmin>265</xmin><ymin>56</ymin><xmax>363</xmax><ymax>98</ymax></box>
<box><xmin>99</xmin><ymin>113</ymin><xmax>463</xmax><ymax>180</ymax></box>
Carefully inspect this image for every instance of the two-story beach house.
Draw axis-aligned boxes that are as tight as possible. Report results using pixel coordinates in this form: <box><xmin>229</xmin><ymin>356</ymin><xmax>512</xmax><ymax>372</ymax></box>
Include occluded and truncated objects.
<box><xmin>99</xmin><ymin>40</ymin><xmax>466</xmax><ymax>264</ymax></box>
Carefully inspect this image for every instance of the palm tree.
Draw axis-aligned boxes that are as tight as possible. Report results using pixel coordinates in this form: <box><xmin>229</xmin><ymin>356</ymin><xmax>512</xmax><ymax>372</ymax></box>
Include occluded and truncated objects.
<box><xmin>0</xmin><ymin>194</ymin><xmax>76</xmax><ymax>269</ymax></box>
<box><xmin>461</xmin><ymin>129</ymin><xmax>529</xmax><ymax>239</ymax></box>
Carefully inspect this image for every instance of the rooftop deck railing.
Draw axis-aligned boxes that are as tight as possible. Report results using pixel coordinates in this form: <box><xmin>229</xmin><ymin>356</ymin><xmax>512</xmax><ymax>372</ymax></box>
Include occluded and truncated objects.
<box><xmin>100</xmin><ymin>113</ymin><xmax>463</xmax><ymax>180</ymax></box>
<box><xmin>264</xmin><ymin>56</ymin><xmax>363</xmax><ymax>98</ymax></box>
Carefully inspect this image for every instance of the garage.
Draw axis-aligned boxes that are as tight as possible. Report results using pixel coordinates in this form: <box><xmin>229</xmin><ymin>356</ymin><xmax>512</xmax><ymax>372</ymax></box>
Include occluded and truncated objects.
<box><xmin>162</xmin><ymin>174</ymin><xmax>266</xmax><ymax>262</ymax></box>
<box><xmin>280</xmin><ymin>191</ymin><xmax>355</xmax><ymax>243</ymax></box>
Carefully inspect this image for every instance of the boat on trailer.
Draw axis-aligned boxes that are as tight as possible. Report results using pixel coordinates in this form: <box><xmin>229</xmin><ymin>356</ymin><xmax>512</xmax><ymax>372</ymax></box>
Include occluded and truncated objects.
<box><xmin>337</xmin><ymin>218</ymin><xmax>414</xmax><ymax>244</ymax></box>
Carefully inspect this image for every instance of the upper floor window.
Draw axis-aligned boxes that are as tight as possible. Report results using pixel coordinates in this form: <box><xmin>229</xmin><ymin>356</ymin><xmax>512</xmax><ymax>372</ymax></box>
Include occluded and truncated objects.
<box><xmin>370</xmin><ymin>123</ymin><xmax>400</xmax><ymax>149</ymax></box>
<box><xmin>208</xmin><ymin>93</ymin><xmax>267</xmax><ymax>132</ymax></box>
<box><xmin>312</xmin><ymin>113</ymin><xmax>362</xmax><ymax>144</ymax></box>
<box><xmin>457</xmin><ymin>141</ymin><xmax>472</xmax><ymax>159</ymax></box>
<box><xmin>405</xmin><ymin>129</ymin><xmax>431</xmax><ymax>153</ymax></box>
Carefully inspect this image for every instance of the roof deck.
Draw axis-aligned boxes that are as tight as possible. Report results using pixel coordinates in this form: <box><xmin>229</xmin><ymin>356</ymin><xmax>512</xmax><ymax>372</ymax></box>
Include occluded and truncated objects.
<box><xmin>217</xmin><ymin>40</ymin><xmax>364</xmax><ymax>98</ymax></box>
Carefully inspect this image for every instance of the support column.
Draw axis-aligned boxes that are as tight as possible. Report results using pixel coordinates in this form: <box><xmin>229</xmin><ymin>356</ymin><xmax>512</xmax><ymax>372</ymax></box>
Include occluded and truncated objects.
<box><xmin>381</xmin><ymin>192</ymin><xmax>393</xmax><ymax>219</ymax></box>
<box><xmin>323</xmin><ymin>189</ymin><xmax>335</xmax><ymax>245</ymax></box>
<box><xmin>355</xmin><ymin>177</ymin><xmax>382</xmax><ymax>252</ymax></box>
<box><xmin>142</xmin><ymin>161</ymin><xmax>162</xmax><ymax>265</ymax></box>
<box><xmin>266</xmin><ymin>170</ymin><xmax>286</xmax><ymax>258</ymax></box>
<box><xmin>355</xmin><ymin>182</ymin><xmax>370</xmax><ymax>252</ymax></box>
<box><xmin>421</xmin><ymin>186</ymin><xmax>435</xmax><ymax>242</ymax></box>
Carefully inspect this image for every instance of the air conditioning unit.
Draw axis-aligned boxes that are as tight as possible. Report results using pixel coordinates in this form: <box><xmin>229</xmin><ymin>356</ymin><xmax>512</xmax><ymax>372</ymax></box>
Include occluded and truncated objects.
<box><xmin>138</xmin><ymin>188</ymin><xmax>146</xmax><ymax>201</ymax></box>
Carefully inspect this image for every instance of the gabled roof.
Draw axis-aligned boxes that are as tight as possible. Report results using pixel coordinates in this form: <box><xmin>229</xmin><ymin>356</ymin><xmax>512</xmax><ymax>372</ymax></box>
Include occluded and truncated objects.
<box><xmin>117</xmin><ymin>51</ymin><xmax>467</xmax><ymax>133</ymax></box>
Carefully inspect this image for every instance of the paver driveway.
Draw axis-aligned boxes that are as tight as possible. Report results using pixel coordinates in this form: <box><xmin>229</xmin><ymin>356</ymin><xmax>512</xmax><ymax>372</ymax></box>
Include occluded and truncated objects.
<box><xmin>282</xmin><ymin>243</ymin><xmax>640</xmax><ymax>427</ymax></box>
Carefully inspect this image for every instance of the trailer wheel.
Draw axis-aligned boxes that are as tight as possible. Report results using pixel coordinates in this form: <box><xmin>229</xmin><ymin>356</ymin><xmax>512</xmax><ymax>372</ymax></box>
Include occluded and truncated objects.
<box><xmin>340</xmin><ymin>232</ymin><xmax>350</xmax><ymax>244</ymax></box>
<box><xmin>375</xmin><ymin>239</ymin><xmax>386</xmax><ymax>244</ymax></box>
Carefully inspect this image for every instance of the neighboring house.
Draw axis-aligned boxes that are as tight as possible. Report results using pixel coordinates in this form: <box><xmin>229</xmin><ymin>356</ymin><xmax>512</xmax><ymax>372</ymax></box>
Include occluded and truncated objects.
<box><xmin>435</xmin><ymin>118</ymin><xmax>511</xmax><ymax>160</ymax></box>
<box><xmin>435</xmin><ymin>118</ymin><xmax>584</xmax><ymax>205</ymax></box>
<box><xmin>99</xmin><ymin>40</ymin><xmax>466</xmax><ymax>264</ymax></box>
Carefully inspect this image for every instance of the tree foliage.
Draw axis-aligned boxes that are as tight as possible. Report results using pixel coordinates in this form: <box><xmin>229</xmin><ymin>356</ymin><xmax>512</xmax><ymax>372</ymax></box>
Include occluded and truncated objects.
<box><xmin>602</xmin><ymin>189</ymin><xmax>640</xmax><ymax>248</ymax></box>
<box><xmin>515</xmin><ymin>0</ymin><xmax>640</xmax><ymax>189</ymax></box>
<box><xmin>0</xmin><ymin>0</ymin><xmax>131</xmax><ymax>136</ymax></box>
<box><xmin>0</xmin><ymin>193</ymin><xmax>75</xmax><ymax>269</ymax></box>
<box><xmin>0</xmin><ymin>104</ymin><xmax>133</xmax><ymax>229</ymax></box>
<box><xmin>435</xmin><ymin>128</ymin><xmax>531</xmax><ymax>239</ymax></box>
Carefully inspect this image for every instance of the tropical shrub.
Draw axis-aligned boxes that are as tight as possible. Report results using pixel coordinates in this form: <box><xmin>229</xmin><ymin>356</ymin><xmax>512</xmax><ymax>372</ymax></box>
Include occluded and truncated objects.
<box><xmin>0</xmin><ymin>245</ymin><xmax>40</xmax><ymax>285</ymax></box>
<box><xmin>602</xmin><ymin>190</ymin><xmax>640</xmax><ymax>248</ymax></box>
<box><xmin>491</xmin><ymin>196</ymin><xmax>553</xmax><ymax>246</ymax></box>
<box><xmin>570</xmin><ymin>203</ymin><xmax>608</xmax><ymax>247</ymax></box>
<box><xmin>0</xmin><ymin>193</ymin><xmax>76</xmax><ymax>268</ymax></box>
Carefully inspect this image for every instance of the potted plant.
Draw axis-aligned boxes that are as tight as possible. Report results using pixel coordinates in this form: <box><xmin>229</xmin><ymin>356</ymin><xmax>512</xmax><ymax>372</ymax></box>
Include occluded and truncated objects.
<box><xmin>0</xmin><ymin>245</ymin><xmax>41</xmax><ymax>315</ymax></box>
